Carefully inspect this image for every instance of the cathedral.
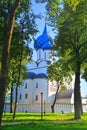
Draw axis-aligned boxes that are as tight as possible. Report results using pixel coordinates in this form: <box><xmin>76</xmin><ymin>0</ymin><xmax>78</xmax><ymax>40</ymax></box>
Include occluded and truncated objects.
<box><xmin>15</xmin><ymin>24</ymin><xmax>58</xmax><ymax>112</ymax></box>
<box><xmin>6</xmin><ymin>24</ymin><xmax>87</xmax><ymax>113</ymax></box>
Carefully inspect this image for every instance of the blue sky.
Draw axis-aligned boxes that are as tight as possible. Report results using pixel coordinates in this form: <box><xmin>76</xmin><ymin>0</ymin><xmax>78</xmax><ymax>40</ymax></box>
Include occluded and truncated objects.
<box><xmin>31</xmin><ymin>0</ymin><xmax>55</xmax><ymax>37</ymax></box>
<box><xmin>81</xmin><ymin>79</ymin><xmax>87</xmax><ymax>97</ymax></box>
<box><xmin>31</xmin><ymin>1</ymin><xmax>87</xmax><ymax>97</ymax></box>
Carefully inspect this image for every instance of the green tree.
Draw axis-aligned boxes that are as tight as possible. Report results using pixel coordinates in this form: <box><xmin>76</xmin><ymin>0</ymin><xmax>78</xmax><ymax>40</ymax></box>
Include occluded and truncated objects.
<box><xmin>0</xmin><ymin>0</ymin><xmax>37</xmax><ymax>125</ymax></box>
<box><xmin>48</xmin><ymin>58</ymin><xmax>72</xmax><ymax>112</ymax></box>
<box><xmin>46</xmin><ymin>0</ymin><xmax>87</xmax><ymax>119</ymax></box>
<box><xmin>0</xmin><ymin>0</ymin><xmax>21</xmax><ymax>125</ymax></box>
<box><xmin>9</xmin><ymin>7</ymin><xmax>37</xmax><ymax>114</ymax></box>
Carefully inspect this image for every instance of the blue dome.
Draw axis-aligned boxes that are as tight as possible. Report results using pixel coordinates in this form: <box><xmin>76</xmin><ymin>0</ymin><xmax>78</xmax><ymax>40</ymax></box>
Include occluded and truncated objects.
<box><xmin>25</xmin><ymin>72</ymin><xmax>47</xmax><ymax>79</ymax></box>
<box><xmin>35</xmin><ymin>73</ymin><xmax>47</xmax><ymax>78</ymax></box>
<box><xmin>28</xmin><ymin>72</ymin><xmax>36</xmax><ymax>79</ymax></box>
<box><xmin>34</xmin><ymin>24</ymin><xmax>53</xmax><ymax>50</ymax></box>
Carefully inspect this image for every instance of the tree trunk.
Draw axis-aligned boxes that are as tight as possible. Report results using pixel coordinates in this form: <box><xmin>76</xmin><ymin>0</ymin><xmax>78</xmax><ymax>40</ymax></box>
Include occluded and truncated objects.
<box><xmin>10</xmin><ymin>70</ymin><xmax>15</xmax><ymax>113</ymax></box>
<box><xmin>51</xmin><ymin>83</ymin><xmax>59</xmax><ymax>113</ymax></box>
<box><xmin>0</xmin><ymin>78</ymin><xmax>7</xmax><ymax>125</ymax></box>
<box><xmin>74</xmin><ymin>61</ymin><xmax>82</xmax><ymax>119</ymax></box>
<box><xmin>13</xmin><ymin>47</ymin><xmax>23</xmax><ymax>119</ymax></box>
<box><xmin>80</xmin><ymin>93</ymin><xmax>83</xmax><ymax>115</ymax></box>
<box><xmin>0</xmin><ymin>0</ymin><xmax>21</xmax><ymax>126</ymax></box>
<box><xmin>13</xmin><ymin>84</ymin><xmax>18</xmax><ymax>119</ymax></box>
<box><xmin>10</xmin><ymin>86</ymin><xmax>13</xmax><ymax>113</ymax></box>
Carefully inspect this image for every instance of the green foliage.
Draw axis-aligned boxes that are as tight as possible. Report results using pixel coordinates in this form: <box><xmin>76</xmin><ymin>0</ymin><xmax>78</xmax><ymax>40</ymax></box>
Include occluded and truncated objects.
<box><xmin>47</xmin><ymin>0</ymin><xmax>87</xmax><ymax>83</ymax></box>
<box><xmin>46</xmin><ymin>0</ymin><xmax>87</xmax><ymax>119</ymax></box>
<box><xmin>0</xmin><ymin>0</ymin><xmax>38</xmax><ymax>90</ymax></box>
<box><xmin>59</xmin><ymin>85</ymin><xmax>67</xmax><ymax>93</ymax></box>
<box><xmin>48</xmin><ymin>59</ymin><xmax>72</xmax><ymax>83</ymax></box>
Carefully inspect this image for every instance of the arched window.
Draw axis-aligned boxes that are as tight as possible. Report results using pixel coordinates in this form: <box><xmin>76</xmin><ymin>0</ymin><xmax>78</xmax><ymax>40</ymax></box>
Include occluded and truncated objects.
<box><xmin>39</xmin><ymin>50</ymin><xmax>41</xmax><ymax>59</ymax></box>
<box><xmin>36</xmin><ymin>82</ymin><xmax>38</xmax><ymax>88</ymax></box>
<box><xmin>35</xmin><ymin>95</ymin><xmax>38</xmax><ymax>101</ymax></box>
<box><xmin>19</xmin><ymin>94</ymin><xmax>22</xmax><ymax>100</ymax></box>
<box><xmin>25</xmin><ymin>93</ymin><xmax>28</xmax><ymax>99</ymax></box>
<box><xmin>25</xmin><ymin>83</ymin><xmax>27</xmax><ymax>89</ymax></box>
<box><xmin>44</xmin><ymin>52</ymin><xmax>46</xmax><ymax>60</ymax></box>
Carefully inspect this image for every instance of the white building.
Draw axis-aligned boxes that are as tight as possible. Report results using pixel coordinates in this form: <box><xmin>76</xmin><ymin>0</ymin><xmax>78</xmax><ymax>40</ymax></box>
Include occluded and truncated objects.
<box><xmin>6</xmin><ymin>24</ymin><xmax>87</xmax><ymax>113</ymax></box>
<box><xmin>14</xmin><ymin>24</ymin><xmax>58</xmax><ymax>113</ymax></box>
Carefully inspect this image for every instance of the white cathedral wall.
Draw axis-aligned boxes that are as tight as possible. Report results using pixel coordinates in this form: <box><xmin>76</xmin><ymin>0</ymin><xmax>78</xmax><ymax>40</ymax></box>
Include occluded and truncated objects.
<box><xmin>33</xmin><ymin>79</ymin><xmax>48</xmax><ymax>103</ymax></box>
<box><xmin>18</xmin><ymin>79</ymin><xmax>34</xmax><ymax>103</ymax></box>
<box><xmin>17</xmin><ymin>78</ymin><xmax>57</xmax><ymax>108</ymax></box>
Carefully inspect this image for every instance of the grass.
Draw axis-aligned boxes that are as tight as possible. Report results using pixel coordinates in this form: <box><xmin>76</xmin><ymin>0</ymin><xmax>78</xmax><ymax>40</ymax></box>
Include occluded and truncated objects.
<box><xmin>1</xmin><ymin>112</ymin><xmax>87</xmax><ymax>130</ymax></box>
<box><xmin>2</xmin><ymin>112</ymin><xmax>74</xmax><ymax>122</ymax></box>
<box><xmin>1</xmin><ymin>122</ymin><xmax>87</xmax><ymax>130</ymax></box>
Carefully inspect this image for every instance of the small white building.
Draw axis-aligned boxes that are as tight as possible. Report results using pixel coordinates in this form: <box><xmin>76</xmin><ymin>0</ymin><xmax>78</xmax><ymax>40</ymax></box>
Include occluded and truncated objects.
<box><xmin>54</xmin><ymin>89</ymin><xmax>87</xmax><ymax>113</ymax></box>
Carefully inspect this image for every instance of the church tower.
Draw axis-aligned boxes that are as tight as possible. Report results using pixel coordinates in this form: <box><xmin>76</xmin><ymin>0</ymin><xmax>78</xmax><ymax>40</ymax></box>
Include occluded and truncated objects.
<box><xmin>34</xmin><ymin>24</ymin><xmax>53</xmax><ymax>63</ymax></box>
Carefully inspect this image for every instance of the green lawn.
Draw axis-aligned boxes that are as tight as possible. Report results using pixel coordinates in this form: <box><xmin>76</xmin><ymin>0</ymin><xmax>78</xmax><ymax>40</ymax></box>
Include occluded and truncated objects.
<box><xmin>1</xmin><ymin>121</ymin><xmax>87</xmax><ymax>130</ymax></box>
<box><xmin>1</xmin><ymin>112</ymin><xmax>87</xmax><ymax>130</ymax></box>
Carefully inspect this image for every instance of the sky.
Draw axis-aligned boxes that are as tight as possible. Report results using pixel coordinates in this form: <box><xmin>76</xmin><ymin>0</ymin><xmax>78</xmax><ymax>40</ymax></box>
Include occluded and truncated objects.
<box><xmin>31</xmin><ymin>1</ymin><xmax>87</xmax><ymax>97</ymax></box>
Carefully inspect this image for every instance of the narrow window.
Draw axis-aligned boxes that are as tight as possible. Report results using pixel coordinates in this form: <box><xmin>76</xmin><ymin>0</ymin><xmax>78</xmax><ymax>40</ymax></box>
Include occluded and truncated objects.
<box><xmin>35</xmin><ymin>95</ymin><xmax>38</xmax><ymax>101</ymax></box>
<box><xmin>19</xmin><ymin>94</ymin><xmax>22</xmax><ymax>100</ymax></box>
<box><xmin>36</xmin><ymin>82</ymin><xmax>38</xmax><ymax>88</ymax></box>
<box><xmin>25</xmin><ymin>93</ymin><xmax>28</xmax><ymax>99</ymax></box>
<box><xmin>44</xmin><ymin>52</ymin><xmax>46</xmax><ymax>60</ymax></box>
<box><xmin>39</xmin><ymin>50</ymin><xmax>41</xmax><ymax>59</ymax></box>
<box><xmin>25</xmin><ymin>83</ymin><xmax>27</xmax><ymax>89</ymax></box>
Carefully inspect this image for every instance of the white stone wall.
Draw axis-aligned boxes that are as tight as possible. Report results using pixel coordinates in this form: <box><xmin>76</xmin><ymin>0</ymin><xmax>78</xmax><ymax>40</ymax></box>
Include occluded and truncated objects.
<box><xmin>56</xmin><ymin>98</ymin><xmax>71</xmax><ymax>104</ymax></box>
<box><xmin>54</xmin><ymin>103</ymin><xmax>74</xmax><ymax>113</ymax></box>
<box><xmin>33</xmin><ymin>79</ymin><xmax>48</xmax><ymax>103</ymax></box>
<box><xmin>15</xmin><ymin>103</ymin><xmax>52</xmax><ymax>113</ymax></box>
<box><xmin>5</xmin><ymin>102</ymin><xmax>87</xmax><ymax>113</ymax></box>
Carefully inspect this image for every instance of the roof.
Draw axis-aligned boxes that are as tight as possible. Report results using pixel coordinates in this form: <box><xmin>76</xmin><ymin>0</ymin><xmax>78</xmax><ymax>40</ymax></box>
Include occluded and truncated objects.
<box><xmin>34</xmin><ymin>24</ymin><xmax>53</xmax><ymax>50</ymax></box>
<box><xmin>27</xmin><ymin>72</ymin><xmax>36</xmax><ymax>79</ymax></box>
<box><xmin>26</xmin><ymin>72</ymin><xmax>47</xmax><ymax>79</ymax></box>
<box><xmin>35</xmin><ymin>73</ymin><xmax>47</xmax><ymax>78</ymax></box>
<box><xmin>57</xmin><ymin>89</ymin><xmax>74</xmax><ymax>99</ymax></box>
